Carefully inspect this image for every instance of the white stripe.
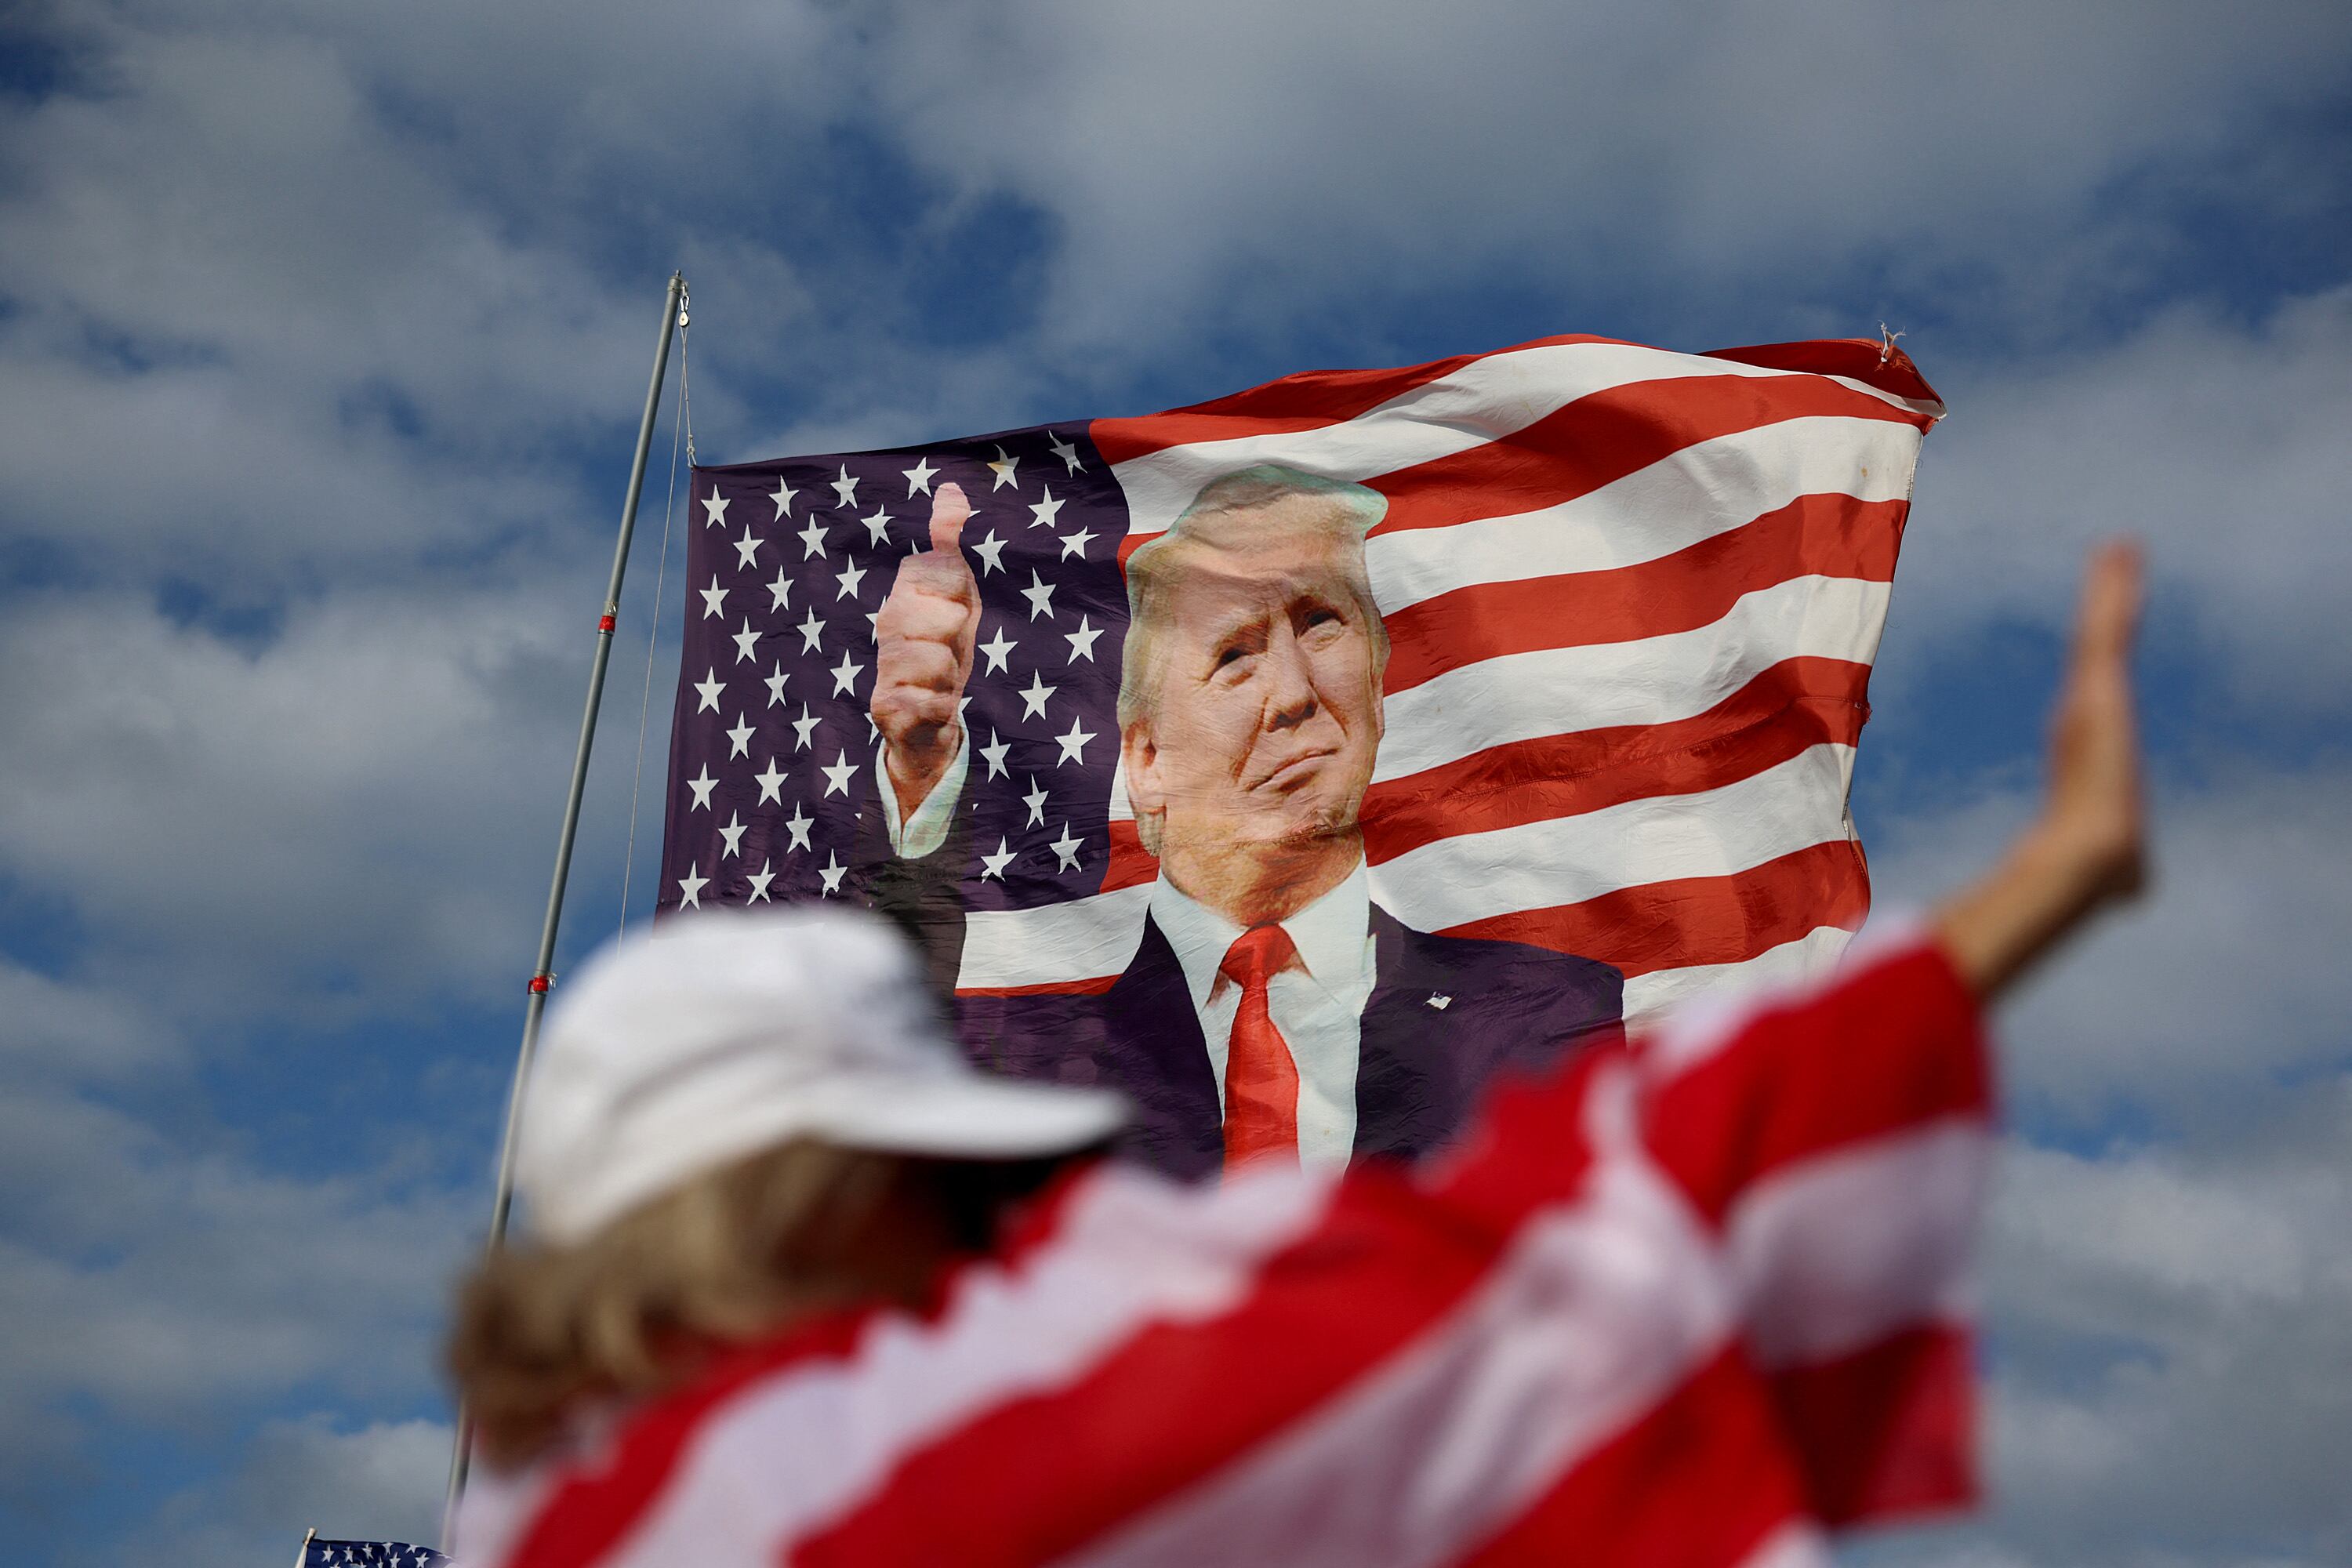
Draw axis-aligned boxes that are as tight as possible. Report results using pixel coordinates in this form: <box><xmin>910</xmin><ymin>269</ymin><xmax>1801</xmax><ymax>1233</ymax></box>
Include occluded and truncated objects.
<box><xmin>955</xmin><ymin>883</ymin><xmax>1151</xmax><ymax>990</ymax></box>
<box><xmin>1737</xmin><ymin>1521</ymin><xmax>1834</xmax><ymax>1568</ymax></box>
<box><xmin>1621</xmin><ymin>924</ymin><xmax>1855</xmax><ymax>1022</ymax></box>
<box><xmin>1112</xmin><ymin>340</ymin><xmax>1933</xmax><ymax>539</ymax></box>
<box><xmin>1065</xmin><ymin>1068</ymin><xmax>1734</xmax><ymax>1568</ymax></box>
<box><xmin>1639</xmin><ymin>920</ymin><xmax>1933</xmax><ymax>1080</ymax></box>
<box><xmin>1368</xmin><ymin>744</ymin><xmax>1856</xmax><ymax>935</ymax></box>
<box><xmin>1730</xmin><ymin>1117</ymin><xmax>1988</xmax><ymax>1370</ymax></box>
<box><xmin>1374</xmin><ymin>575</ymin><xmax>1888</xmax><ymax>783</ymax></box>
<box><xmin>597</xmin><ymin>1162</ymin><xmax>1339</xmax><ymax>1568</ymax></box>
<box><xmin>1366</xmin><ymin>417</ymin><xmax>1920</xmax><ymax>614</ymax></box>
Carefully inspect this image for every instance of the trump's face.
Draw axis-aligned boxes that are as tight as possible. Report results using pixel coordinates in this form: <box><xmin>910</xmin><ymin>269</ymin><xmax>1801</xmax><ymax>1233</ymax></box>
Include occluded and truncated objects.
<box><xmin>1124</xmin><ymin>497</ymin><xmax>1385</xmax><ymax>874</ymax></box>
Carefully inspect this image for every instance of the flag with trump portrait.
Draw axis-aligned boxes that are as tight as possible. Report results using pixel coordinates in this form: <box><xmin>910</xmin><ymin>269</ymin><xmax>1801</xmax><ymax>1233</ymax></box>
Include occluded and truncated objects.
<box><xmin>661</xmin><ymin>332</ymin><xmax>1943</xmax><ymax>1178</ymax></box>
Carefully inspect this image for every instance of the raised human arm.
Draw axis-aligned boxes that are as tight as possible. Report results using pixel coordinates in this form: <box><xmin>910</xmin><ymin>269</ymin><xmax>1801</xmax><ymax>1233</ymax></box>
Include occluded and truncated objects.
<box><xmin>1933</xmin><ymin>540</ymin><xmax>2147</xmax><ymax>1000</ymax></box>
<box><xmin>872</xmin><ymin>483</ymin><xmax>983</xmax><ymax>829</ymax></box>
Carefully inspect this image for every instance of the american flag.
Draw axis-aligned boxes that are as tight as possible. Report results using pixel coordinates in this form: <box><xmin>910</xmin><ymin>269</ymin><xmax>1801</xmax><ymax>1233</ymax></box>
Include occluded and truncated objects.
<box><xmin>661</xmin><ymin>332</ymin><xmax>1939</xmax><ymax>1022</ymax></box>
<box><xmin>300</xmin><ymin>1539</ymin><xmax>448</xmax><ymax>1566</ymax></box>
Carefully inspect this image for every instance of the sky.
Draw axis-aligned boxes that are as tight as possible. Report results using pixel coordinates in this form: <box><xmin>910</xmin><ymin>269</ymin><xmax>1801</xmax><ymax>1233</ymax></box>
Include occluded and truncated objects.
<box><xmin>0</xmin><ymin>1</ymin><xmax>2347</xmax><ymax>1563</ymax></box>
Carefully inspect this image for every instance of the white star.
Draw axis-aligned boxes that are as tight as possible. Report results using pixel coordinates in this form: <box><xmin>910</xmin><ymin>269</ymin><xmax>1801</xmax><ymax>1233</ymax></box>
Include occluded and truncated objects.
<box><xmin>988</xmin><ymin>445</ymin><xmax>1019</xmax><ymax>490</ymax></box>
<box><xmin>1064</xmin><ymin>615</ymin><xmax>1103</xmax><ymax>662</ymax></box>
<box><xmin>768</xmin><ymin>568</ymin><xmax>793</xmax><ymax>611</ymax></box>
<box><xmin>1020</xmin><ymin>570</ymin><xmax>1057</xmax><ymax>621</ymax></box>
<box><xmin>831</xmin><ymin>463</ymin><xmax>858</xmax><ymax>508</ymax></box>
<box><xmin>733</xmin><ymin>526</ymin><xmax>762</xmax><ymax>569</ymax></box>
<box><xmin>699</xmin><ymin>577</ymin><xmax>728</xmax><ymax>619</ymax></box>
<box><xmin>701</xmin><ymin>488</ymin><xmax>729</xmax><ymax>528</ymax></box>
<box><xmin>818</xmin><ymin>851</ymin><xmax>848</xmax><ymax>895</ymax></box>
<box><xmin>866</xmin><ymin>609</ymin><xmax>881</xmax><ymax>639</ymax></box>
<box><xmin>978</xmin><ymin>626</ymin><xmax>1018</xmax><ymax>676</ymax></box>
<box><xmin>790</xmin><ymin>704</ymin><xmax>820</xmax><ymax>750</ymax></box>
<box><xmin>1029</xmin><ymin>486</ymin><xmax>1064</xmax><ymax>530</ymax></box>
<box><xmin>829</xmin><ymin>650</ymin><xmax>863</xmax><ymax>696</ymax></box>
<box><xmin>979</xmin><ymin>837</ymin><xmax>1016</xmax><ymax>880</ymax></box>
<box><xmin>971</xmin><ymin>528</ymin><xmax>1007</xmax><ymax>575</ymax></box>
<box><xmin>835</xmin><ymin>560</ymin><xmax>867</xmax><ymax>601</ymax></box>
<box><xmin>1018</xmin><ymin>670</ymin><xmax>1057</xmax><ymax>720</ymax></box>
<box><xmin>1058</xmin><ymin>526</ymin><xmax>1094</xmax><ymax>559</ymax></box>
<box><xmin>726</xmin><ymin>713</ymin><xmax>754</xmax><ymax>758</ymax></box>
<box><xmin>768</xmin><ymin>475</ymin><xmax>798</xmax><ymax>518</ymax></box>
<box><xmin>821</xmin><ymin>750</ymin><xmax>857</xmax><ymax>797</ymax></box>
<box><xmin>797</xmin><ymin>517</ymin><xmax>829</xmax><ymax>558</ymax></box>
<box><xmin>1022</xmin><ymin>776</ymin><xmax>1048</xmax><ymax>827</ymax></box>
<box><xmin>754</xmin><ymin>757</ymin><xmax>787</xmax><ymax>804</ymax></box>
<box><xmin>903</xmin><ymin>455</ymin><xmax>938</xmax><ymax>496</ymax></box>
<box><xmin>862</xmin><ymin>507</ymin><xmax>892</xmax><ymax>546</ymax></box>
<box><xmin>688</xmin><ymin>764</ymin><xmax>717</xmax><ymax>810</ymax></box>
<box><xmin>1048</xmin><ymin>822</ymin><xmax>1083</xmax><ymax>872</ymax></box>
<box><xmin>1048</xmin><ymin>430</ymin><xmax>1083</xmax><ymax>473</ymax></box>
<box><xmin>746</xmin><ymin>858</ymin><xmax>777</xmax><ymax>901</ymax></box>
<box><xmin>784</xmin><ymin>802</ymin><xmax>813</xmax><ymax>850</ymax></box>
<box><xmin>797</xmin><ymin>608</ymin><xmax>826</xmax><ymax>653</ymax></box>
<box><xmin>719</xmin><ymin>810</ymin><xmax>747</xmax><ymax>857</ymax></box>
<box><xmin>1055</xmin><ymin>716</ymin><xmax>1095</xmax><ymax>765</ymax></box>
<box><xmin>732</xmin><ymin>619</ymin><xmax>760</xmax><ymax>663</ymax></box>
<box><xmin>979</xmin><ymin>728</ymin><xmax>1011</xmax><ymax>780</ymax></box>
<box><xmin>764</xmin><ymin>660</ymin><xmax>789</xmax><ymax>707</ymax></box>
<box><xmin>693</xmin><ymin>667</ymin><xmax>724</xmax><ymax>713</ymax></box>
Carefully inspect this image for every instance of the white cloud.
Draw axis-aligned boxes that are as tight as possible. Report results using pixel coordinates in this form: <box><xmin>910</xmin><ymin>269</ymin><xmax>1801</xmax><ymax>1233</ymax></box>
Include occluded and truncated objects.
<box><xmin>860</xmin><ymin>0</ymin><xmax>2352</xmax><ymax>349</ymax></box>
<box><xmin>1865</xmin><ymin>763</ymin><xmax>2352</xmax><ymax>1123</ymax></box>
<box><xmin>106</xmin><ymin>1414</ymin><xmax>451</xmax><ymax>1568</ymax></box>
<box><xmin>1892</xmin><ymin>287</ymin><xmax>2352</xmax><ymax>713</ymax></box>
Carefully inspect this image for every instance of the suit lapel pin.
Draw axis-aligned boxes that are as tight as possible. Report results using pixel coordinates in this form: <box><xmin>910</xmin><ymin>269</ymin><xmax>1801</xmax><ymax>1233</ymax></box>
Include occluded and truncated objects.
<box><xmin>1426</xmin><ymin>993</ymin><xmax>1452</xmax><ymax>1010</ymax></box>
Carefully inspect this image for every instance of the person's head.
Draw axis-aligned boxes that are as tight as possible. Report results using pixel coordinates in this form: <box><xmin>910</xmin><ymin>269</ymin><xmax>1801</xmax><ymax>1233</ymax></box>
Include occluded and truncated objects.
<box><xmin>447</xmin><ymin>906</ymin><xmax>1125</xmax><ymax>1467</ymax></box>
<box><xmin>1116</xmin><ymin>466</ymin><xmax>1390</xmax><ymax>909</ymax></box>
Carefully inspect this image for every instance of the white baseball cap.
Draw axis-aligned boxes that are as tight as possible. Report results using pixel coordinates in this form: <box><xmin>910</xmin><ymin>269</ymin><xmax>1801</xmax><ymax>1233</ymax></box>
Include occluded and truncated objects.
<box><xmin>514</xmin><ymin>903</ymin><xmax>1128</xmax><ymax>1243</ymax></box>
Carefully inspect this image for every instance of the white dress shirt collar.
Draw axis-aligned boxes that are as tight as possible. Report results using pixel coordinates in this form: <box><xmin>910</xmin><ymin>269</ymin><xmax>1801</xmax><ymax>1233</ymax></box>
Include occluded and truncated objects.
<box><xmin>1150</xmin><ymin>858</ymin><xmax>1375</xmax><ymax>1008</ymax></box>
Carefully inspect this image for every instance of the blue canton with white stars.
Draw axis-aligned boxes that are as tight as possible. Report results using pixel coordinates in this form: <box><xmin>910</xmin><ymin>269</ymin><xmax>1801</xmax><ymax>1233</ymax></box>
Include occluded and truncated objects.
<box><xmin>659</xmin><ymin>426</ymin><xmax>1128</xmax><ymax>918</ymax></box>
<box><xmin>302</xmin><ymin>1540</ymin><xmax>448</xmax><ymax>1567</ymax></box>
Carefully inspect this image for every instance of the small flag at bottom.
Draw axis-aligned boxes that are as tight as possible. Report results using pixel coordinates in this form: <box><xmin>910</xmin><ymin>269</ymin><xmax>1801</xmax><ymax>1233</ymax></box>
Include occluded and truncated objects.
<box><xmin>302</xmin><ymin>1537</ymin><xmax>448</xmax><ymax>1566</ymax></box>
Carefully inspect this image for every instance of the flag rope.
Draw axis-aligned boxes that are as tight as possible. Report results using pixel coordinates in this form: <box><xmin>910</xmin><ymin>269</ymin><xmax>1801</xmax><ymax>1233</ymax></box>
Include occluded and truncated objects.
<box><xmin>617</xmin><ymin>285</ymin><xmax>691</xmax><ymax>937</ymax></box>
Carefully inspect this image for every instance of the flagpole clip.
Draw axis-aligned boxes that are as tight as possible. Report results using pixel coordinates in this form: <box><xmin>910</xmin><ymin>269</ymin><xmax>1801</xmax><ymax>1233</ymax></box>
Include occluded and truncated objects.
<box><xmin>528</xmin><ymin>974</ymin><xmax>552</xmax><ymax>995</ymax></box>
<box><xmin>1877</xmin><ymin>322</ymin><xmax>1906</xmax><ymax>366</ymax></box>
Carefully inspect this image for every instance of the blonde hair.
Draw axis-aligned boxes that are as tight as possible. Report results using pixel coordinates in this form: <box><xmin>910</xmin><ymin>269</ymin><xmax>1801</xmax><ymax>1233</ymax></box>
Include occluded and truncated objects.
<box><xmin>447</xmin><ymin>1138</ymin><xmax>908</xmax><ymax>1468</ymax></box>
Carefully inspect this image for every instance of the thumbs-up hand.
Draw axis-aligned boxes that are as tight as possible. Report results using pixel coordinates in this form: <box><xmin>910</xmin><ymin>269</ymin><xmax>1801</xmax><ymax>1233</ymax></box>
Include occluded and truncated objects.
<box><xmin>872</xmin><ymin>483</ymin><xmax>982</xmax><ymax>822</ymax></box>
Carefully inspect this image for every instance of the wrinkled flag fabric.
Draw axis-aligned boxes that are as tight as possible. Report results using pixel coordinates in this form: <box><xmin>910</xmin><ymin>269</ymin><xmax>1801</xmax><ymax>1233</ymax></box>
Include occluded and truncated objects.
<box><xmin>659</xmin><ymin>332</ymin><xmax>1940</xmax><ymax>1170</ymax></box>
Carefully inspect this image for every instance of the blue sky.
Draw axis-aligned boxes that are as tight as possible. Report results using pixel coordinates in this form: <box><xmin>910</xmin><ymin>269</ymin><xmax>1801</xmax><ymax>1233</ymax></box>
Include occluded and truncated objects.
<box><xmin>1</xmin><ymin>2</ymin><xmax>2347</xmax><ymax>1563</ymax></box>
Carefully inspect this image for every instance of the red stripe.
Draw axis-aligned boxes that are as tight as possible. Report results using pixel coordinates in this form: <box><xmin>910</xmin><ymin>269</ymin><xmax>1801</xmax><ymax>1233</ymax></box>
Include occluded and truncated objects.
<box><xmin>1087</xmin><ymin>334</ymin><xmax>1618</xmax><ymax>466</ymax></box>
<box><xmin>1367</xmin><ymin>374</ymin><xmax>1929</xmax><ymax>539</ymax></box>
<box><xmin>1767</xmin><ymin>1323</ymin><xmax>1976</xmax><ymax>1526</ymax></box>
<box><xmin>1643</xmin><ymin>943</ymin><xmax>1987</xmax><ymax>1227</ymax></box>
<box><xmin>1704</xmin><ymin>339</ymin><xmax>1944</xmax><ymax>410</ymax></box>
<box><xmin>1380</xmin><ymin>493</ymin><xmax>1906</xmax><ymax>694</ymax></box>
<box><xmin>954</xmin><ymin>972</ymin><xmax>1122</xmax><ymax>999</ymax></box>
<box><xmin>1365</xmin><ymin>659</ymin><xmax>1871</xmax><ymax>866</ymax></box>
<box><xmin>1458</xmin><ymin>1345</ymin><xmax>1806</xmax><ymax>1567</ymax></box>
<box><xmin>1440</xmin><ymin>838</ymin><xmax>1871</xmax><ymax>982</ymax></box>
<box><xmin>791</xmin><ymin>1086</ymin><xmax>1609</xmax><ymax>1568</ymax></box>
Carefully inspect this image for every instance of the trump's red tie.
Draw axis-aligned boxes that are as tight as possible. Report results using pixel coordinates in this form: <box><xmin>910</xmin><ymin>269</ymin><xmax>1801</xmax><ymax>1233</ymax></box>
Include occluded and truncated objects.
<box><xmin>1219</xmin><ymin>924</ymin><xmax>1301</xmax><ymax>1170</ymax></box>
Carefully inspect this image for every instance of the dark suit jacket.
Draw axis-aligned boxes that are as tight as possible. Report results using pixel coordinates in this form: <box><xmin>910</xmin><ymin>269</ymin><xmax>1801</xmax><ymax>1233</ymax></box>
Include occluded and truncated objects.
<box><xmin>955</xmin><ymin>903</ymin><xmax>1623</xmax><ymax>1181</ymax></box>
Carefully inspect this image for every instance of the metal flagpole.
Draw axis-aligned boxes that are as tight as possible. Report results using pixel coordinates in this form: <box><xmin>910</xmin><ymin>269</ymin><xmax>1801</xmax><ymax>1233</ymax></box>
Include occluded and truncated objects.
<box><xmin>441</xmin><ymin>269</ymin><xmax>688</xmax><ymax>1544</ymax></box>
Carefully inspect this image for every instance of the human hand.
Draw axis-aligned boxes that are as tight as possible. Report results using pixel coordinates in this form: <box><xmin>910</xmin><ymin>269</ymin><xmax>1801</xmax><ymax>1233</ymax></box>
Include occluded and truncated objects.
<box><xmin>1934</xmin><ymin>541</ymin><xmax>2149</xmax><ymax>1000</ymax></box>
<box><xmin>872</xmin><ymin>483</ymin><xmax>981</xmax><ymax>822</ymax></box>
